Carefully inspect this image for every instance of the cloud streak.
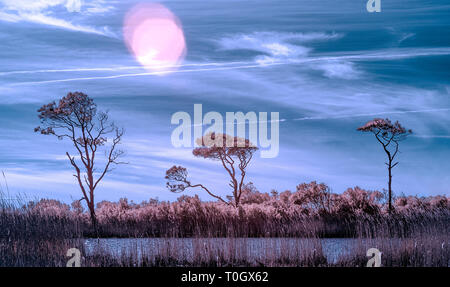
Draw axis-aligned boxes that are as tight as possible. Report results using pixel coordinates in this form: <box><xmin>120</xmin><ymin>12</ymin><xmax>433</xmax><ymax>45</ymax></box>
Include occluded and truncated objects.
<box><xmin>293</xmin><ymin>108</ymin><xmax>450</xmax><ymax>121</ymax></box>
<box><xmin>0</xmin><ymin>0</ymin><xmax>116</xmax><ymax>37</ymax></box>
<box><xmin>8</xmin><ymin>62</ymin><xmax>287</xmax><ymax>86</ymax></box>
<box><xmin>0</xmin><ymin>61</ymin><xmax>254</xmax><ymax>76</ymax></box>
<box><xmin>6</xmin><ymin>47</ymin><xmax>450</xmax><ymax>86</ymax></box>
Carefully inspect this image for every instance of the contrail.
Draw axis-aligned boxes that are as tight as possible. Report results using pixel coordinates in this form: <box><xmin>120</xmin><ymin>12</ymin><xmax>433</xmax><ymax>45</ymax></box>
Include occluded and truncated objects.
<box><xmin>293</xmin><ymin>108</ymin><xmax>450</xmax><ymax>121</ymax></box>
<box><xmin>5</xmin><ymin>47</ymin><xmax>450</xmax><ymax>86</ymax></box>
<box><xmin>9</xmin><ymin>61</ymin><xmax>286</xmax><ymax>86</ymax></box>
<box><xmin>0</xmin><ymin>60</ymin><xmax>253</xmax><ymax>76</ymax></box>
<box><xmin>0</xmin><ymin>66</ymin><xmax>142</xmax><ymax>76</ymax></box>
<box><xmin>307</xmin><ymin>47</ymin><xmax>450</xmax><ymax>63</ymax></box>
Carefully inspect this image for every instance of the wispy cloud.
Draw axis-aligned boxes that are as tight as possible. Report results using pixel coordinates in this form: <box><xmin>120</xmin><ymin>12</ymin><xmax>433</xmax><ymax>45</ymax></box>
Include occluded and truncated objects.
<box><xmin>8</xmin><ymin>61</ymin><xmax>287</xmax><ymax>86</ymax></box>
<box><xmin>412</xmin><ymin>134</ymin><xmax>450</xmax><ymax>139</ymax></box>
<box><xmin>19</xmin><ymin>12</ymin><xmax>115</xmax><ymax>36</ymax></box>
<box><xmin>311</xmin><ymin>60</ymin><xmax>361</xmax><ymax>80</ymax></box>
<box><xmin>217</xmin><ymin>31</ymin><xmax>341</xmax><ymax>56</ymax></box>
<box><xmin>0</xmin><ymin>0</ymin><xmax>116</xmax><ymax>37</ymax></box>
<box><xmin>2</xmin><ymin>168</ymin><xmax>170</xmax><ymax>201</ymax></box>
<box><xmin>7</xmin><ymin>47</ymin><xmax>450</xmax><ymax>86</ymax></box>
<box><xmin>293</xmin><ymin>108</ymin><xmax>450</xmax><ymax>121</ymax></box>
<box><xmin>0</xmin><ymin>61</ymin><xmax>254</xmax><ymax>76</ymax></box>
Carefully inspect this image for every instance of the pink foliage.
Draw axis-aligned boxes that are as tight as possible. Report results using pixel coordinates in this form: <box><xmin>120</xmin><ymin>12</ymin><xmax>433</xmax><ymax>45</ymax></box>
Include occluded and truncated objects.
<box><xmin>20</xmin><ymin>185</ymin><xmax>449</xmax><ymax>225</ymax></box>
<box><xmin>239</xmin><ymin>182</ymin><xmax>271</xmax><ymax>204</ymax></box>
<box><xmin>338</xmin><ymin>187</ymin><xmax>383</xmax><ymax>215</ymax></box>
<box><xmin>290</xmin><ymin>182</ymin><xmax>333</xmax><ymax>214</ymax></box>
<box><xmin>357</xmin><ymin>118</ymin><xmax>412</xmax><ymax>136</ymax></box>
<box><xmin>27</xmin><ymin>199</ymin><xmax>72</xmax><ymax>217</ymax></box>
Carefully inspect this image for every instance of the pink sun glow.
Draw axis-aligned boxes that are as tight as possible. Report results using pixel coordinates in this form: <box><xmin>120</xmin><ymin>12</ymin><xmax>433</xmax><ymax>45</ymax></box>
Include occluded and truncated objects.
<box><xmin>123</xmin><ymin>3</ymin><xmax>187</xmax><ymax>71</ymax></box>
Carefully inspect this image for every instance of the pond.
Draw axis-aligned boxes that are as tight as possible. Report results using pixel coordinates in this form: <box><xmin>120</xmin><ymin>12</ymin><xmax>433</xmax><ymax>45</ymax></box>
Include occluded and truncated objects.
<box><xmin>84</xmin><ymin>237</ymin><xmax>375</xmax><ymax>264</ymax></box>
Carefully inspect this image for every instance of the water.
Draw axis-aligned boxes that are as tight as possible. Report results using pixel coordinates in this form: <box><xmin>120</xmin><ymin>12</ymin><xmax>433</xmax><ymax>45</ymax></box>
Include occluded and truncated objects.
<box><xmin>84</xmin><ymin>237</ymin><xmax>366</xmax><ymax>264</ymax></box>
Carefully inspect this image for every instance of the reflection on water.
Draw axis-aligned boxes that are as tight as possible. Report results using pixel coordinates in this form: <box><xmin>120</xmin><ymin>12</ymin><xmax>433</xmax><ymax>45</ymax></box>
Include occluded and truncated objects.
<box><xmin>84</xmin><ymin>237</ymin><xmax>371</xmax><ymax>264</ymax></box>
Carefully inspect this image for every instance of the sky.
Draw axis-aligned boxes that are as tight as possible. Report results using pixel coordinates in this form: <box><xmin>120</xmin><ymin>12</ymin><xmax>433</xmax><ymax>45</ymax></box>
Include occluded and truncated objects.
<box><xmin>0</xmin><ymin>0</ymin><xmax>449</xmax><ymax>204</ymax></box>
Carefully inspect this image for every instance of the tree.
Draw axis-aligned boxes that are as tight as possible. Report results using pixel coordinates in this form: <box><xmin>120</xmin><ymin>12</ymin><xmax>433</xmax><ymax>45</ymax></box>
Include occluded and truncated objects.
<box><xmin>165</xmin><ymin>166</ymin><xmax>229</xmax><ymax>204</ymax></box>
<box><xmin>357</xmin><ymin>118</ymin><xmax>412</xmax><ymax>212</ymax></box>
<box><xmin>35</xmin><ymin>92</ymin><xmax>125</xmax><ymax>227</ymax></box>
<box><xmin>165</xmin><ymin>132</ymin><xmax>258</xmax><ymax>207</ymax></box>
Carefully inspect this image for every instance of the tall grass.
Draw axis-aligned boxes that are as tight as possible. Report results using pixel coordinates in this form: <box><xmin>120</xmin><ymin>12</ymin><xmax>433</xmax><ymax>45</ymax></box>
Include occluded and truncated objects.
<box><xmin>1</xmin><ymin>187</ymin><xmax>449</xmax><ymax>239</ymax></box>
<box><xmin>4</xmin><ymin>236</ymin><xmax>445</xmax><ymax>267</ymax></box>
<box><xmin>334</xmin><ymin>235</ymin><xmax>450</xmax><ymax>267</ymax></box>
<box><xmin>0</xmin><ymin>182</ymin><xmax>448</xmax><ymax>266</ymax></box>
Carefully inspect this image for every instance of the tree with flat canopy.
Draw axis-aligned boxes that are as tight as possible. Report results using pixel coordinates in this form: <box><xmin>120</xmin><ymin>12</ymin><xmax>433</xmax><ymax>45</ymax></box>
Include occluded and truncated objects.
<box><xmin>358</xmin><ymin>118</ymin><xmax>412</xmax><ymax>212</ymax></box>
<box><xmin>35</xmin><ymin>92</ymin><xmax>125</xmax><ymax>228</ymax></box>
<box><xmin>165</xmin><ymin>132</ymin><xmax>258</xmax><ymax>207</ymax></box>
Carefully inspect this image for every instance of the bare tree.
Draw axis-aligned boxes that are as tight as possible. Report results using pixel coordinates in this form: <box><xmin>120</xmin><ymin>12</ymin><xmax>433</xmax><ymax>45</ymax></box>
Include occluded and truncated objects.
<box><xmin>35</xmin><ymin>92</ymin><xmax>125</xmax><ymax>227</ymax></box>
<box><xmin>165</xmin><ymin>132</ymin><xmax>258</xmax><ymax>207</ymax></box>
<box><xmin>358</xmin><ymin>118</ymin><xmax>412</xmax><ymax>212</ymax></box>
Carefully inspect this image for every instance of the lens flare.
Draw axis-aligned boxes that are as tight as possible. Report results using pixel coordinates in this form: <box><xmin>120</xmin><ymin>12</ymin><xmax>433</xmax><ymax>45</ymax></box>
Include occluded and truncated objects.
<box><xmin>123</xmin><ymin>3</ymin><xmax>187</xmax><ymax>72</ymax></box>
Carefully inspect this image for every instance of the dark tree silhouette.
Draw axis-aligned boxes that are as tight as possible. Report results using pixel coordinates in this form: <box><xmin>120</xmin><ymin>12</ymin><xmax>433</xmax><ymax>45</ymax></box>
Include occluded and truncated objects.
<box><xmin>35</xmin><ymin>92</ymin><xmax>125</xmax><ymax>227</ymax></box>
<box><xmin>165</xmin><ymin>165</ymin><xmax>229</xmax><ymax>204</ymax></box>
<box><xmin>358</xmin><ymin>118</ymin><xmax>412</xmax><ymax>212</ymax></box>
<box><xmin>166</xmin><ymin>132</ymin><xmax>258</xmax><ymax>207</ymax></box>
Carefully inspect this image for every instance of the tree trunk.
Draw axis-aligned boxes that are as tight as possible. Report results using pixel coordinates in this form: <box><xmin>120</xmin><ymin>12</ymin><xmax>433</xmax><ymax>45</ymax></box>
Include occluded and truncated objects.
<box><xmin>388</xmin><ymin>161</ymin><xmax>393</xmax><ymax>213</ymax></box>
<box><xmin>233</xmin><ymin>185</ymin><xmax>240</xmax><ymax>207</ymax></box>
<box><xmin>87</xmin><ymin>201</ymin><xmax>99</xmax><ymax>236</ymax></box>
<box><xmin>89</xmin><ymin>207</ymin><xmax>97</xmax><ymax>227</ymax></box>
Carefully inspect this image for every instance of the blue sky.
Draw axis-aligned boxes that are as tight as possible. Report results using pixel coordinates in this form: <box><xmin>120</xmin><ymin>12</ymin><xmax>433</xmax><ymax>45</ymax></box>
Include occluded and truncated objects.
<box><xmin>0</xmin><ymin>0</ymin><xmax>449</xmax><ymax>203</ymax></box>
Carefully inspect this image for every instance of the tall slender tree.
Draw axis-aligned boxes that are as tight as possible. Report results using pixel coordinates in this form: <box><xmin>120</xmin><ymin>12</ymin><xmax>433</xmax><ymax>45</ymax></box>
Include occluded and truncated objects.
<box><xmin>35</xmin><ymin>92</ymin><xmax>125</xmax><ymax>227</ymax></box>
<box><xmin>358</xmin><ymin>118</ymin><xmax>412</xmax><ymax>212</ymax></box>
